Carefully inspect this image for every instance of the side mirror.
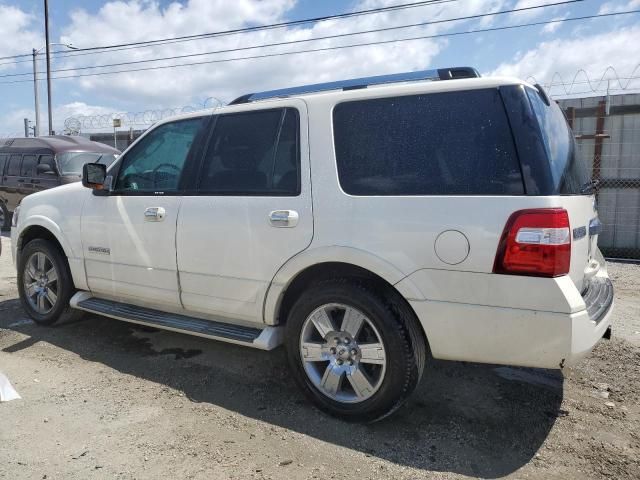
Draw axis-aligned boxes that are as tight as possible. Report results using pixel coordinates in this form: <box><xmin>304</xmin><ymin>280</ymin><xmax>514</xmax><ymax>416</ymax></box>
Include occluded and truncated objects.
<box><xmin>82</xmin><ymin>163</ymin><xmax>107</xmax><ymax>190</ymax></box>
<box><xmin>36</xmin><ymin>164</ymin><xmax>55</xmax><ymax>175</ymax></box>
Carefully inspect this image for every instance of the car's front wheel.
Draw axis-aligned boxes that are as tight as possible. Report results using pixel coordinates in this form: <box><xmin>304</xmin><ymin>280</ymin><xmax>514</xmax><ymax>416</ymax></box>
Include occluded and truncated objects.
<box><xmin>285</xmin><ymin>279</ymin><xmax>426</xmax><ymax>422</ymax></box>
<box><xmin>17</xmin><ymin>239</ymin><xmax>81</xmax><ymax>325</ymax></box>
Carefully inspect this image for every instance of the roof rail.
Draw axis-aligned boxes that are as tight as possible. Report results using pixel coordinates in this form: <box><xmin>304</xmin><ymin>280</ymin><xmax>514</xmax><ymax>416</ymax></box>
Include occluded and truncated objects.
<box><xmin>228</xmin><ymin>66</ymin><xmax>480</xmax><ymax>104</ymax></box>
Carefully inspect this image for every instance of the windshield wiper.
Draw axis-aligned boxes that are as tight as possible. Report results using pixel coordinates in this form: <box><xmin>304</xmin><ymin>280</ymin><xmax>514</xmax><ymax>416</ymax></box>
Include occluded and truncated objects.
<box><xmin>580</xmin><ymin>179</ymin><xmax>599</xmax><ymax>195</ymax></box>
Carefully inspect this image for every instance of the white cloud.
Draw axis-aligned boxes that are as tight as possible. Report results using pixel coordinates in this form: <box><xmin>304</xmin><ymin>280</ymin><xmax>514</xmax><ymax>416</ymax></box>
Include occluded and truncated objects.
<box><xmin>490</xmin><ymin>25</ymin><xmax>640</xmax><ymax>96</ymax></box>
<box><xmin>598</xmin><ymin>0</ymin><xmax>640</xmax><ymax>14</ymax></box>
<box><xmin>540</xmin><ymin>13</ymin><xmax>570</xmax><ymax>34</ymax></box>
<box><xmin>0</xmin><ymin>5</ymin><xmax>41</xmax><ymax>72</ymax></box>
<box><xmin>52</xmin><ymin>0</ymin><xmax>506</xmax><ymax>109</ymax></box>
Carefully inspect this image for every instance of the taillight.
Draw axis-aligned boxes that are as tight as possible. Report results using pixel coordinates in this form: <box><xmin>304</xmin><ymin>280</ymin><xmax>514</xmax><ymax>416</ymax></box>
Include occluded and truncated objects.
<box><xmin>493</xmin><ymin>208</ymin><xmax>571</xmax><ymax>277</ymax></box>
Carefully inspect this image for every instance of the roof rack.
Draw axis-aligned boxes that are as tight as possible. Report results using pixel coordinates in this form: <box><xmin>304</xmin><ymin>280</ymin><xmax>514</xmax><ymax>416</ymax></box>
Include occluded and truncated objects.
<box><xmin>229</xmin><ymin>66</ymin><xmax>480</xmax><ymax>105</ymax></box>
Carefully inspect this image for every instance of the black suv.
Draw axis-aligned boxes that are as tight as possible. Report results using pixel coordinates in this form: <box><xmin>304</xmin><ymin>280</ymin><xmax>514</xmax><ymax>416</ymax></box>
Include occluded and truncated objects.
<box><xmin>0</xmin><ymin>136</ymin><xmax>120</xmax><ymax>229</ymax></box>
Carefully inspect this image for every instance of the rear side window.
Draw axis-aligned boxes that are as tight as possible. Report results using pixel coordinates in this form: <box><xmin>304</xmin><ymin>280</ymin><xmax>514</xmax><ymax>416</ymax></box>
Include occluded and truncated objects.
<box><xmin>0</xmin><ymin>155</ymin><xmax>6</xmax><ymax>175</ymax></box>
<box><xmin>333</xmin><ymin>89</ymin><xmax>524</xmax><ymax>195</ymax></box>
<box><xmin>199</xmin><ymin>108</ymin><xmax>300</xmax><ymax>195</ymax></box>
<box><xmin>525</xmin><ymin>88</ymin><xmax>589</xmax><ymax>194</ymax></box>
<box><xmin>7</xmin><ymin>155</ymin><xmax>21</xmax><ymax>176</ymax></box>
<box><xmin>21</xmin><ymin>154</ymin><xmax>37</xmax><ymax>176</ymax></box>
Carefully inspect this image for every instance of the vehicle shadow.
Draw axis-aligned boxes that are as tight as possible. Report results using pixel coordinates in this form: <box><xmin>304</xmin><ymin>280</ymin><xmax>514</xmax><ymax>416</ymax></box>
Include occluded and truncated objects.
<box><xmin>0</xmin><ymin>298</ymin><xmax>563</xmax><ymax>478</ymax></box>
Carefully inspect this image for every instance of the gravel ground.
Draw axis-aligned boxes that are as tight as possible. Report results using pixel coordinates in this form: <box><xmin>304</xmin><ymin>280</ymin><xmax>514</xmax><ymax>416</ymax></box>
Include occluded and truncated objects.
<box><xmin>1</xmin><ymin>232</ymin><xmax>639</xmax><ymax>480</ymax></box>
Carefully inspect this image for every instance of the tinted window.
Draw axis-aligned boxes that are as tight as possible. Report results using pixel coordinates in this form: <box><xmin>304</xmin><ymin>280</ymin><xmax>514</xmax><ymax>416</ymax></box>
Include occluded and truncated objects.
<box><xmin>115</xmin><ymin>117</ymin><xmax>205</xmax><ymax>192</ymax></box>
<box><xmin>333</xmin><ymin>89</ymin><xmax>524</xmax><ymax>196</ymax></box>
<box><xmin>0</xmin><ymin>155</ymin><xmax>6</xmax><ymax>175</ymax></box>
<box><xmin>7</xmin><ymin>155</ymin><xmax>21</xmax><ymax>176</ymax></box>
<box><xmin>199</xmin><ymin>108</ymin><xmax>300</xmax><ymax>195</ymax></box>
<box><xmin>525</xmin><ymin>88</ymin><xmax>588</xmax><ymax>194</ymax></box>
<box><xmin>21</xmin><ymin>154</ymin><xmax>37</xmax><ymax>176</ymax></box>
<box><xmin>37</xmin><ymin>155</ymin><xmax>56</xmax><ymax>175</ymax></box>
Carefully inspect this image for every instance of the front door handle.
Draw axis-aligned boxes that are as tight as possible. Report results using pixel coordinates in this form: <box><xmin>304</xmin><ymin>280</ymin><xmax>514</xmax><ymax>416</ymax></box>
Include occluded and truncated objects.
<box><xmin>144</xmin><ymin>207</ymin><xmax>166</xmax><ymax>222</ymax></box>
<box><xmin>269</xmin><ymin>210</ymin><xmax>299</xmax><ymax>228</ymax></box>
<box><xmin>31</xmin><ymin>179</ymin><xmax>40</xmax><ymax>184</ymax></box>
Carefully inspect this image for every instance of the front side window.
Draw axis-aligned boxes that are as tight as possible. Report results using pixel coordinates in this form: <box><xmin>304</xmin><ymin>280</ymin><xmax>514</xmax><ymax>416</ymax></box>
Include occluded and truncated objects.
<box><xmin>7</xmin><ymin>155</ymin><xmax>21</xmax><ymax>176</ymax></box>
<box><xmin>333</xmin><ymin>89</ymin><xmax>524</xmax><ymax>196</ymax></box>
<box><xmin>199</xmin><ymin>108</ymin><xmax>300</xmax><ymax>195</ymax></box>
<box><xmin>21</xmin><ymin>154</ymin><xmax>37</xmax><ymax>176</ymax></box>
<box><xmin>57</xmin><ymin>152</ymin><xmax>118</xmax><ymax>176</ymax></box>
<box><xmin>115</xmin><ymin>117</ymin><xmax>205</xmax><ymax>193</ymax></box>
<box><xmin>37</xmin><ymin>155</ymin><xmax>56</xmax><ymax>175</ymax></box>
<box><xmin>525</xmin><ymin>88</ymin><xmax>588</xmax><ymax>194</ymax></box>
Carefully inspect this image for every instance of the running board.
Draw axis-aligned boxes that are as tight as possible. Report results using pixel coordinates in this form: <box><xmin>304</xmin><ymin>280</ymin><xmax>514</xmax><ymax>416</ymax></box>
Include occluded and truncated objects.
<box><xmin>70</xmin><ymin>292</ymin><xmax>283</xmax><ymax>350</ymax></box>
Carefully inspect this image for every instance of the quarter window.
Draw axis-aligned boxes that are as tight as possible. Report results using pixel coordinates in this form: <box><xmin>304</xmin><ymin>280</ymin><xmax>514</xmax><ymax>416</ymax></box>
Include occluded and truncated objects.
<box><xmin>199</xmin><ymin>108</ymin><xmax>300</xmax><ymax>196</ymax></box>
<box><xmin>114</xmin><ymin>117</ymin><xmax>205</xmax><ymax>193</ymax></box>
<box><xmin>21</xmin><ymin>154</ymin><xmax>37</xmax><ymax>176</ymax></box>
<box><xmin>333</xmin><ymin>89</ymin><xmax>524</xmax><ymax>195</ymax></box>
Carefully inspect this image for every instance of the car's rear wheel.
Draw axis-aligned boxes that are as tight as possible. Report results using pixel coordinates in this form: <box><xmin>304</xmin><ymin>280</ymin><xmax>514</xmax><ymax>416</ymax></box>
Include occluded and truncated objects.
<box><xmin>0</xmin><ymin>202</ymin><xmax>10</xmax><ymax>231</ymax></box>
<box><xmin>17</xmin><ymin>239</ymin><xmax>82</xmax><ymax>325</ymax></box>
<box><xmin>285</xmin><ymin>279</ymin><xmax>426</xmax><ymax>422</ymax></box>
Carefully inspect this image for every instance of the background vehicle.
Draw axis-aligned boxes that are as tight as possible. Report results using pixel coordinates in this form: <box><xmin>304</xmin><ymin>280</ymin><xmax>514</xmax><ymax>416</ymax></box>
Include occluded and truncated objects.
<box><xmin>0</xmin><ymin>136</ymin><xmax>119</xmax><ymax>229</ymax></box>
<box><xmin>10</xmin><ymin>67</ymin><xmax>613</xmax><ymax>422</ymax></box>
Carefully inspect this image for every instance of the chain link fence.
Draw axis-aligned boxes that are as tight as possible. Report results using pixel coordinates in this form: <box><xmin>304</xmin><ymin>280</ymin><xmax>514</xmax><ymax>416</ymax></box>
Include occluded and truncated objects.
<box><xmin>559</xmin><ymin>93</ymin><xmax>640</xmax><ymax>260</ymax></box>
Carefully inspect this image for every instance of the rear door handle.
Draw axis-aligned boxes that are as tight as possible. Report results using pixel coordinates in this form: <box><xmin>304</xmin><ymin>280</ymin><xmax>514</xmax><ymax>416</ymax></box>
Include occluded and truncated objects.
<box><xmin>144</xmin><ymin>207</ymin><xmax>166</xmax><ymax>222</ymax></box>
<box><xmin>269</xmin><ymin>210</ymin><xmax>299</xmax><ymax>228</ymax></box>
<box><xmin>17</xmin><ymin>179</ymin><xmax>25</xmax><ymax>183</ymax></box>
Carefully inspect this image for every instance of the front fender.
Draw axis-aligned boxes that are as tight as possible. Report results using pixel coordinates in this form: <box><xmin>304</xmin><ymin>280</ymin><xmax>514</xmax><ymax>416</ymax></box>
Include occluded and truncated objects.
<box><xmin>262</xmin><ymin>245</ymin><xmax>424</xmax><ymax>325</ymax></box>
<box><xmin>17</xmin><ymin>215</ymin><xmax>75</xmax><ymax>258</ymax></box>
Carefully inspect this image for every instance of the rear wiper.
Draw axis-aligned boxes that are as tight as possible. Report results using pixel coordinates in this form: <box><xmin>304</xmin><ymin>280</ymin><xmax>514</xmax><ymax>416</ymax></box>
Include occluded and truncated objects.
<box><xmin>580</xmin><ymin>179</ymin><xmax>599</xmax><ymax>195</ymax></box>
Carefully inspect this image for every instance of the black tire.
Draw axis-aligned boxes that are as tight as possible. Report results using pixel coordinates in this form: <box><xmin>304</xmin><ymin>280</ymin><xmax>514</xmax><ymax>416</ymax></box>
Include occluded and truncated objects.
<box><xmin>0</xmin><ymin>201</ymin><xmax>9</xmax><ymax>231</ymax></box>
<box><xmin>17</xmin><ymin>238</ymin><xmax>82</xmax><ymax>325</ymax></box>
<box><xmin>285</xmin><ymin>279</ymin><xmax>426</xmax><ymax>423</ymax></box>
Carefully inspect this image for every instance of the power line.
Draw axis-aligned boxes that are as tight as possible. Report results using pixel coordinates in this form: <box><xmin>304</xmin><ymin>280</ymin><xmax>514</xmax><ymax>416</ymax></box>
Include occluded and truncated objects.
<box><xmin>0</xmin><ymin>9</ymin><xmax>636</xmax><ymax>85</ymax></box>
<box><xmin>0</xmin><ymin>0</ymin><xmax>457</xmax><ymax>63</ymax></box>
<box><xmin>0</xmin><ymin>0</ymin><xmax>584</xmax><ymax>78</ymax></box>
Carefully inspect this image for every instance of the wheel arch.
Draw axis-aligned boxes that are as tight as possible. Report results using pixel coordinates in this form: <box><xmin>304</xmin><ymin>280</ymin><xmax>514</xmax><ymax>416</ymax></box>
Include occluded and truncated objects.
<box><xmin>264</xmin><ymin>246</ymin><xmax>427</xmax><ymax>338</ymax></box>
<box><xmin>17</xmin><ymin>217</ymin><xmax>73</xmax><ymax>259</ymax></box>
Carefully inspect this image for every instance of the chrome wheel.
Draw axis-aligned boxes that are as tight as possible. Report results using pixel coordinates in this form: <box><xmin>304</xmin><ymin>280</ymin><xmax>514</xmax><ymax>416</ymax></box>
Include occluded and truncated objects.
<box><xmin>299</xmin><ymin>303</ymin><xmax>387</xmax><ymax>403</ymax></box>
<box><xmin>23</xmin><ymin>251</ymin><xmax>59</xmax><ymax>315</ymax></box>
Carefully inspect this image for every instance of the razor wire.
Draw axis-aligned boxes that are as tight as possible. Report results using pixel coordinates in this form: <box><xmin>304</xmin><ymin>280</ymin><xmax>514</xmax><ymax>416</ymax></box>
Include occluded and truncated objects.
<box><xmin>62</xmin><ymin>97</ymin><xmax>222</xmax><ymax>134</ymax></box>
<box><xmin>527</xmin><ymin>64</ymin><xmax>640</xmax><ymax>98</ymax></box>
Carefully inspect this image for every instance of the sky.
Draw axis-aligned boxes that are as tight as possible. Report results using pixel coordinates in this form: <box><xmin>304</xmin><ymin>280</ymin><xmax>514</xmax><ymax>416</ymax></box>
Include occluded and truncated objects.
<box><xmin>0</xmin><ymin>0</ymin><xmax>638</xmax><ymax>137</ymax></box>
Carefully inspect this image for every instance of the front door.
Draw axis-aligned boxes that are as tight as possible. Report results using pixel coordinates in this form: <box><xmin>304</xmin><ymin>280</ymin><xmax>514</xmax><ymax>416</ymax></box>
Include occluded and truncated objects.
<box><xmin>177</xmin><ymin>103</ymin><xmax>313</xmax><ymax>323</ymax></box>
<box><xmin>81</xmin><ymin>116</ymin><xmax>207</xmax><ymax>309</ymax></box>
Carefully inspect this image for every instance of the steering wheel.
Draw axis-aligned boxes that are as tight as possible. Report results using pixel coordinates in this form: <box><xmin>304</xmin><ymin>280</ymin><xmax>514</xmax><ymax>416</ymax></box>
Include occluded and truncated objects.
<box><xmin>152</xmin><ymin>163</ymin><xmax>181</xmax><ymax>187</ymax></box>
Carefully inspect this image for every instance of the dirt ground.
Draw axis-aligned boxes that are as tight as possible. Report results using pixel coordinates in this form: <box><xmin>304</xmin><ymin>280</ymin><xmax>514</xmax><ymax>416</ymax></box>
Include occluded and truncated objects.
<box><xmin>1</xmin><ymin>232</ymin><xmax>639</xmax><ymax>480</ymax></box>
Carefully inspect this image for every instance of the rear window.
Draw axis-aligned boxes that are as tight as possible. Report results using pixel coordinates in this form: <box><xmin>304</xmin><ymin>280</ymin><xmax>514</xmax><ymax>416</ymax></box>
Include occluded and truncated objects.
<box><xmin>333</xmin><ymin>89</ymin><xmax>524</xmax><ymax>196</ymax></box>
<box><xmin>525</xmin><ymin>88</ymin><xmax>589</xmax><ymax>194</ymax></box>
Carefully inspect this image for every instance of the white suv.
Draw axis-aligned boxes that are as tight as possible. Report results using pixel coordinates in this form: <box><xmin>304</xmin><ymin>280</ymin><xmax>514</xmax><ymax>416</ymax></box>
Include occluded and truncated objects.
<box><xmin>10</xmin><ymin>67</ymin><xmax>613</xmax><ymax>422</ymax></box>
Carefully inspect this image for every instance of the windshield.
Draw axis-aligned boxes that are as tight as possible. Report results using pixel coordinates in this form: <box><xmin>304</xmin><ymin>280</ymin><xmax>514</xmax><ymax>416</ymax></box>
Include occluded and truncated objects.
<box><xmin>57</xmin><ymin>152</ymin><xmax>118</xmax><ymax>175</ymax></box>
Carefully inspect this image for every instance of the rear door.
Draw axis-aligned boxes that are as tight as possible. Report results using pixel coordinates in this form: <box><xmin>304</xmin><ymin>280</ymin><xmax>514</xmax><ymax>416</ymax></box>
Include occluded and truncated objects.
<box><xmin>176</xmin><ymin>102</ymin><xmax>313</xmax><ymax>323</ymax></box>
<box><xmin>3</xmin><ymin>154</ymin><xmax>23</xmax><ymax>211</ymax></box>
<box><xmin>19</xmin><ymin>154</ymin><xmax>38</xmax><ymax>198</ymax></box>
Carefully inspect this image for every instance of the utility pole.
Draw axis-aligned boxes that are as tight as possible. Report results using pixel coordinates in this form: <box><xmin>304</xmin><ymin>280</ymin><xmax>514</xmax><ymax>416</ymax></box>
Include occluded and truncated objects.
<box><xmin>24</xmin><ymin>119</ymin><xmax>30</xmax><ymax>138</ymax></box>
<box><xmin>44</xmin><ymin>0</ymin><xmax>53</xmax><ymax>135</ymax></box>
<box><xmin>32</xmin><ymin>49</ymin><xmax>40</xmax><ymax>137</ymax></box>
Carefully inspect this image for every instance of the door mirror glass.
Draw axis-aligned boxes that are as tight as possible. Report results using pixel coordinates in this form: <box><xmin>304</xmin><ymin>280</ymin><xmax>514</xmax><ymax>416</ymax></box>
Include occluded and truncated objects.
<box><xmin>36</xmin><ymin>163</ymin><xmax>55</xmax><ymax>175</ymax></box>
<box><xmin>82</xmin><ymin>163</ymin><xmax>107</xmax><ymax>190</ymax></box>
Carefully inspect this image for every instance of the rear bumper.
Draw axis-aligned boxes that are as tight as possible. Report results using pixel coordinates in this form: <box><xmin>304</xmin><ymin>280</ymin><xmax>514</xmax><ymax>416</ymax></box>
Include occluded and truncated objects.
<box><xmin>405</xmin><ymin>272</ymin><xmax>614</xmax><ymax>370</ymax></box>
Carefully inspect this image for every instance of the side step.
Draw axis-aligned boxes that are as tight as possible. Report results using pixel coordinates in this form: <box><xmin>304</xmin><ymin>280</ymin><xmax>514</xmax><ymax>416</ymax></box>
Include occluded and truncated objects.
<box><xmin>70</xmin><ymin>292</ymin><xmax>283</xmax><ymax>350</ymax></box>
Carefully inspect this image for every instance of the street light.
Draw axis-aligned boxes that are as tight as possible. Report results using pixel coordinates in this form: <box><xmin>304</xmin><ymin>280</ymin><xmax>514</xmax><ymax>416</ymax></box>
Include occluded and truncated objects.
<box><xmin>32</xmin><ymin>42</ymin><xmax>77</xmax><ymax>137</ymax></box>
